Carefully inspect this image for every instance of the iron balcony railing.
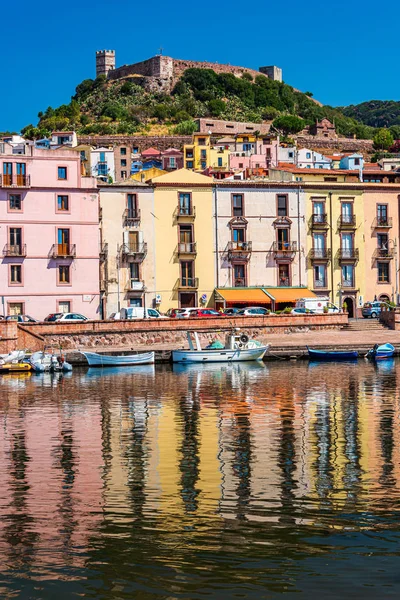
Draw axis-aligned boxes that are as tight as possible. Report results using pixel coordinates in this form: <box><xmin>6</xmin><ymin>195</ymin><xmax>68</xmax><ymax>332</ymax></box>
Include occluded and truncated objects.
<box><xmin>272</xmin><ymin>241</ymin><xmax>298</xmax><ymax>256</ymax></box>
<box><xmin>373</xmin><ymin>247</ymin><xmax>395</xmax><ymax>260</ymax></box>
<box><xmin>310</xmin><ymin>213</ymin><xmax>328</xmax><ymax>227</ymax></box>
<box><xmin>0</xmin><ymin>174</ymin><xmax>31</xmax><ymax>188</ymax></box>
<box><xmin>314</xmin><ymin>279</ymin><xmax>328</xmax><ymax>288</ymax></box>
<box><xmin>227</xmin><ymin>241</ymin><xmax>252</xmax><ymax>253</ymax></box>
<box><xmin>177</xmin><ymin>242</ymin><xmax>197</xmax><ymax>255</ymax></box>
<box><xmin>176</xmin><ymin>205</ymin><xmax>196</xmax><ymax>218</ymax></box>
<box><xmin>372</xmin><ymin>216</ymin><xmax>393</xmax><ymax>228</ymax></box>
<box><xmin>3</xmin><ymin>243</ymin><xmax>27</xmax><ymax>257</ymax></box>
<box><xmin>49</xmin><ymin>244</ymin><xmax>76</xmax><ymax>258</ymax></box>
<box><xmin>338</xmin><ymin>248</ymin><xmax>359</xmax><ymax>261</ymax></box>
<box><xmin>178</xmin><ymin>277</ymin><xmax>199</xmax><ymax>289</ymax></box>
<box><xmin>338</xmin><ymin>214</ymin><xmax>356</xmax><ymax>228</ymax></box>
<box><xmin>342</xmin><ymin>279</ymin><xmax>356</xmax><ymax>288</ymax></box>
<box><xmin>309</xmin><ymin>248</ymin><xmax>331</xmax><ymax>261</ymax></box>
<box><xmin>123</xmin><ymin>208</ymin><xmax>141</xmax><ymax>226</ymax></box>
<box><xmin>233</xmin><ymin>278</ymin><xmax>246</xmax><ymax>287</ymax></box>
<box><xmin>119</xmin><ymin>243</ymin><xmax>147</xmax><ymax>260</ymax></box>
<box><xmin>126</xmin><ymin>279</ymin><xmax>145</xmax><ymax>291</ymax></box>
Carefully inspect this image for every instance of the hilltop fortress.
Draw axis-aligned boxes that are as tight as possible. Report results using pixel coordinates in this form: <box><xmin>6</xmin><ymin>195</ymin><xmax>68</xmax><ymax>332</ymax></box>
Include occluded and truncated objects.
<box><xmin>95</xmin><ymin>50</ymin><xmax>282</xmax><ymax>93</ymax></box>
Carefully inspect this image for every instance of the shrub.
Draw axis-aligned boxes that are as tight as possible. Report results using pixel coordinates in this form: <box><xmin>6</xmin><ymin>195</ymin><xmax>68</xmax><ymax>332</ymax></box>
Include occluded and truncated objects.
<box><xmin>173</xmin><ymin>120</ymin><xmax>197</xmax><ymax>135</ymax></box>
<box><xmin>242</xmin><ymin>72</ymin><xmax>253</xmax><ymax>81</ymax></box>
<box><xmin>101</xmin><ymin>102</ymin><xmax>128</xmax><ymax>121</ymax></box>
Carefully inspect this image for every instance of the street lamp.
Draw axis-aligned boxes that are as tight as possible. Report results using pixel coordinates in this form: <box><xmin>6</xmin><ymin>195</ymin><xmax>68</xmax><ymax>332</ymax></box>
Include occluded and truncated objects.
<box><xmin>337</xmin><ymin>282</ymin><xmax>342</xmax><ymax>311</ymax></box>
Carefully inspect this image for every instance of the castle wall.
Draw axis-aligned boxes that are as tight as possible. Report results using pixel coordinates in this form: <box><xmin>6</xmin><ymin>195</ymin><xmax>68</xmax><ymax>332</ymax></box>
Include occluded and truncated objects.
<box><xmin>108</xmin><ymin>56</ymin><xmax>173</xmax><ymax>81</ymax></box>
<box><xmin>171</xmin><ymin>58</ymin><xmax>267</xmax><ymax>85</ymax></box>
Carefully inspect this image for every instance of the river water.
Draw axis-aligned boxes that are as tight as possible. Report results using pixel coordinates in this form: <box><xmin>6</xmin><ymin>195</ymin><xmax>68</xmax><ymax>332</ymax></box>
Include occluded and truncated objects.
<box><xmin>0</xmin><ymin>359</ymin><xmax>400</xmax><ymax>599</ymax></box>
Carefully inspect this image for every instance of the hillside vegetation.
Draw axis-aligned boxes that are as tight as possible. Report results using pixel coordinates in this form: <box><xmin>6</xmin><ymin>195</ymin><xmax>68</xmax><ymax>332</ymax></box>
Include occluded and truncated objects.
<box><xmin>340</xmin><ymin>100</ymin><xmax>400</xmax><ymax>137</ymax></box>
<box><xmin>22</xmin><ymin>68</ymin><xmax>376</xmax><ymax>140</ymax></box>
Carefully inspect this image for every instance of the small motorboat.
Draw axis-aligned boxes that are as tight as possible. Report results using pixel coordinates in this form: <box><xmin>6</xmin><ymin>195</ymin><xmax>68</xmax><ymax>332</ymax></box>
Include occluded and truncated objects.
<box><xmin>307</xmin><ymin>347</ymin><xmax>359</xmax><ymax>361</ymax></box>
<box><xmin>29</xmin><ymin>346</ymin><xmax>73</xmax><ymax>373</ymax></box>
<box><xmin>366</xmin><ymin>343</ymin><xmax>395</xmax><ymax>360</ymax></box>
<box><xmin>80</xmin><ymin>350</ymin><xmax>155</xmax><ymax>367</ymax></box>
<box><xmin>172</xmin><ymin>330</ymin><xmax>269</xmax><ymax>363</ymax></box>
<box><xmin>0</xmin><ymin>350</ymin><xmax>32</xmax><ymax>373</ymax></box>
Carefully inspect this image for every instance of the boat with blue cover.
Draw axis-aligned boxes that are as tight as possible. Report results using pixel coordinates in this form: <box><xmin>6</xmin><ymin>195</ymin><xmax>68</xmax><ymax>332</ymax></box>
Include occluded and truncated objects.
<box><xmin>307</xmin><ymin>346</ymin><xmax>359</xmax><ymax>361</ymax></box>
<box><xmin>366</xmin><ymin>343</ymin><xmax>395</xmax><ymax>360</ymax></box>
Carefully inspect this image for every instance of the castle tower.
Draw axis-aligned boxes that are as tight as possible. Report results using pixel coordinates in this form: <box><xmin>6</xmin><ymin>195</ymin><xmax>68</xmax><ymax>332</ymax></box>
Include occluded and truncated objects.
<box><xmin>96</xmin><ymin>50</ymin><xmax>115</xmax><ymax>78</ymax></box>
<box><xmin>259</xmin><ymin>65</ymin><xmax>282</xmax><ymax>83</ymax></box>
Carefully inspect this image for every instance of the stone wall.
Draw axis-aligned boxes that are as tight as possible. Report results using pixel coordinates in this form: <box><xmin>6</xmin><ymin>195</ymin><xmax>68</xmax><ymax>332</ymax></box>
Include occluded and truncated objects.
<box><xmin>0</xmin><ymin>321</ymin><xmax>19</xmax><ymax>353</ymax></box>
<box><xmin>171</xmin><ymin>58</ymin><xmax>266</xmax><ymax>86</ymax></box>
<box><xmin>12</xmin><ymin>314</ymin><xmax>347</xmax><ymax>353</ymax></box>
<box><xmin>380</xmin><ymin>309</ymin><xmax>400</xmax><ymax>330</ymax></box>
<box><xmin>297</xmin><ymin>135</ymin><xmax>374</xmax><ymax>155</ymax></box>
<box><xmin>77</xmin><ymin>135</ymin><xmax>192</xmax><ymax>152</ymax></box>
<box><xmin>108</xmin><ymin>56</ymin><xmax>174</xmax><ymax>81</ymax></box>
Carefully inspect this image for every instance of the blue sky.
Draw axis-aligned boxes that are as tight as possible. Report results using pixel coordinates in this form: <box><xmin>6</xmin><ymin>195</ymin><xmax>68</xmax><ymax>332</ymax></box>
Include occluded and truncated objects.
<box><xmin>2</xmin><ymin>0</ymin><xmax>400</xmax><ymax>132</ymax></box>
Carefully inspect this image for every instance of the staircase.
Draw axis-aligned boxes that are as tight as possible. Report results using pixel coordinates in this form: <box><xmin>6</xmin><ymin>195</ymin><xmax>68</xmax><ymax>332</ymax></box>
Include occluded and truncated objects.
<box><xmin>343</xmin><ymin>318</ymin><xmax>389</xmax><ymax>332</ymax></box>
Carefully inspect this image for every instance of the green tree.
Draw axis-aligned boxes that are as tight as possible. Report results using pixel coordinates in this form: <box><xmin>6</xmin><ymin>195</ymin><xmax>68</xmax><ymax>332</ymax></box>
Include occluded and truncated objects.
<box><xmin>173</xmin><ymin>120</ymin><xmax>197</xmax><ymax>135</ymax></box>
<box><xmin>208</xmin><ymin>99</ymin><xmax>225</xmax><ymax>117</ymax></box>
<box><xmin>272</xmin><ymin>115</ymin><xmax>305</xmax><ymax>134</ymax></box>
<box><xmin>241</xmin><ymin>72</ymin><xmax>253</xmax><ymax>81</ymax></box>
<box><xmin>373</xmin><ymin>128</ymin><xmax>394</xmax><ymax>150</ymax></box>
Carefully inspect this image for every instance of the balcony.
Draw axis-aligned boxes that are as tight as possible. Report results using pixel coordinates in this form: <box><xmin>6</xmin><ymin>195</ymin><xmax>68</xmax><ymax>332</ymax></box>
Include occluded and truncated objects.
<box><xmin>310</xmin><ymin>213</ymin><xmax>328</xmax><ymax>228</ymax></box>
<box><xmin>126</xmin><ymin>279</ymin><xmax>145</xmax><ymax>292</ymax></box>
<box><xmin>338</xmin><ymin>215</ymin><xmax>356</xmax><ymax>228</ymax></box>
<box><xmin>49</xmin><ymin>244</ymin><xmax>76</xmax><ymax>258</ymax></box>
<box><xmin>314</xmin><ymin>279</ymin><xmax>328</xmax><ymax>288</ymax></box>
<box><xmin>338</xmin><ymin>248</ymin><xmax>359</xmax><ymax>262</ymax></box>
<box><xmin>271</xmin><ymin>241</ymin><xmax>297</xmax><ymax>260</ymax></box>
<box><xmin>373</xmin><ymin>247</ymin><xmax>395</xmax><ymax>261</ymax></box>
<box><xmin>3</xmin><ymin>244</ymin><xmax>27</xmax><ymax>257</ymax></box>
<box><xmin>99</xmin><ymin>242</ymin><xmax>108</xmax><ymax>262</ymax></box>
<box><xmin>372</xmin><ymin>216</ymin><xmax>393</xmax><ymax>229</ymax></box>
<box><xmin>176</xmin><ymin>205</ymin><xmax>196</xmax><ymax>220</ymax></box>
<box><xmin>233</xmin><ymin>278</ymin><xmax>247</xmax><ymax>287</ymax></box>
<box><xmin>342</xmin><ymin>279</ymin><xmax>356</xmax><ymax>289</ymax></box>
<box><xmin>178</xmin><ymin>277</ymin><xmax>199</xmax><ymax>289</ymax></box>
<box><xmin>227</xmin><ymin>241</ymin><xmax>252</xmax><ymax>260</ymax></box>
<box><xmin>119</xmin><ymin>242</ymin><xmax>147</xmax><ymax>261</ymax></box>
<box><xmin>177</xmin><ymin>242</ymin><xmax>197</xmax><ymax>256</ymax></box>
<box><xmin>309</xmin><ymin>248</ymin><xmax>331</xmax><ymax>261</ymax></box>
<box><xmin>0</xmin><ymin>174</ymin><xmax>31</xmax><ymax>188</ymax></box>
<box><xmin>123</xmin><ymin>208</ymin><xmax>141</xmax><ymax>227</ymax></box>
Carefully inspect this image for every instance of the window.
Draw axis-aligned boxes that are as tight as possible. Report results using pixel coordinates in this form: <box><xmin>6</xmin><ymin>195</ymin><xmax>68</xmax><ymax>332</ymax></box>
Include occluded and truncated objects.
<box><xmin>239</xmin><ymin>162</ymin><xmax>243</xmax><ymax>168</ymax></box>
<box><xmin>57</xmin><ymin>229</ymin><xmax>70</xmax><ymax>254</ymax></box>
<box><xmin>288</xmin><ymin>152</ymin><xmax>294</xmax><ymax>158</ymax></box>
<box><xmin>377</xmin><ymin>233</ymin><xmax>388</xmax><ymax>250</ymax></box>
<box><xmin>121</xmin><ymin>159</ymin><xmax>127</xmax><ymax>167</ymax></box>
<box><xmin>354</xmin><ymin>158</ymin><xmax>360</xmax><ymax>166</ymax></box>
<box><xmin>378</xmin><ymin>262</ymin><xmax>390</xmax><ymax>283</ymax></box>
<box><xmin>130</xmin><ymin>262</ymin><xmax>140</xmax><ymax>282</ymax></box>
<box><xmin>314</xmin><ymin>265</ymin><xmax>326</xmax><ymax>288</ymax></box>
<box><xmin>232</xmin><ymin>194</ymin><xmax>244</xmax><ymax>216</ymax></box>
<box><xmin>198</xmin><ymin>138</ymin><xmax>206</xmax><ymax>146</ymax></box>
<box><xmin>121</xmin><ymin>171</ymin><xmax>127</xmax><ymax>179</ymax></box>
<box><xmin>312</xmin><ymin>201</ymin><xmax>325</xmax><ymax>223</ymax></box>
<box><xmin>133</xmin><ymin>147</ymin><xmax>139</xmax><ymax>154</ymax></box>
<box><xmin>179</xmin><ymin>225</ymin><xmax>193</xmax><ymax>252</ymax></box>
<box><xmin>341</xmin><ymin>202</ymin><xmax>353</xmax><ymax>224</ymax></box>
<box><xmin>186</xmin><ymin>161</ymin><xmax>193</xmax><ymax>169</ymax></box>
<box><xmin>201</xmin><ymin>161</ymin><xmax>207</xmax><ymax>170</ymax></box>
<box><xmin>169</xmin><ymin>157</ymin><xmax>176</xmax><ymax>168</ymax></box>
<box><xmin>181</xmin><ymin>261</ymin><xmax>194</xmax><ymax>286</ymax></box>
<box><xmin>232</xmin><ymin>228</ymin><xmax>245</xmax><ymax>248</ymax></box>
<box><xmin>58</xmin><ymin>167</ymin><xmax>67</xmax><ymax>180</ymax></box>
<box><xmin>233</xmin><ymin>264</ymin><xmax>245</xmax><ymax>287</ymax></box>
<box><xmin>59</xmin><ymin>301</ymin><xmax>71</xmax><ymax>313</ymax></box>
<box><xmin>99</xmin><ymin>151</ymin><xmax>105</xmax><ymax>162</ymax></box>
<box><xmin>80</xmin><ymin>150</ymin><xmax>87</xmax><ymax>161</ymax></box>
<box><xmin>278</xmin><ymin>264</ymin><xmax>290</xmax><ymax>286</ymax></box>
<box><xmin>306</xmin><ymin>165</ymin><xmax>311</xmax><ymax>169</ymax></box>
<box><xmin>3</xmin><ymin>162</ymin><xmax>13</xmax><ymax>185</ymax></box>
<box><xmin>377</xmin><ymin>204</ymin><xmax>388</xmax><ymax>225</ymax></box>
<box><xmin>58</xmin><ymin>265</ymin><xmax>70</xmax><ymax>284</ymax></box>
<box><xmin>277</xmin><ymin>195</ymin><xmax>288</xmax><ymax>216</ymax></box>
<box><xmin>342</xmin><ymin>265</ymin><xmax>354</xmax><ymax>287</ymax></box>
<box><xmin>179</xmin><ymin>193</ymin><xmax>192</xmax><ymax>215</ymax></box>
<box><xmin>9</xmin><ymin>194</ymin><xmax>21</xmax><ymax>210</ymax></box>
<box><xmin>200</xmin><ymin>150</ymin><xmax>207</xmax><ymax>159</ymax></box>
<box><xmin>97</xmin><ymin>163</ymin><xmax>108</xmax><ymax>177</ymax></box>
<box><xmin>324</xmin><ymin>177</ymin><xmax>337</xmax><ymax>182</ymax></box>
<box><xmin>306</xmin><ymin>152</ymin><xmax>311</xmax><ymax>159</ymax></box>
<box><xmin>120</xmin><ymin>147</ymin><xmax>127</xmax><ymax>156</ymax></box>
<box><xmin>16</xmin><ymin>163</ymin><xmax>26</xmax><ymax>185</ymax></box>
<box><xmin>277</xmin><ymin>228</ymin><xmax>290</xmax><ymax>250</ymax></box>
<box><xmin>57</xmin><ymin>195</ymin><xmax>69</xmax><ymax>211</ymax></box>
<box><xmin>10</xmin><ymin>265</ymin><xmax>22</xmax><ymax>284</ymax></box>
<box><xmin>9</xmin><ymin>227</ymin><xmax>22</xmax><ymax>254</ymax></box>
<box><xmin>8</xmin><ymin>302</ymin><xmax>23</xmax><ymax>316</ymax></box>
<box><xmin>218</xmin><ymin>157</ymin><xmax>223</xmax><ymax>167</ymax></box>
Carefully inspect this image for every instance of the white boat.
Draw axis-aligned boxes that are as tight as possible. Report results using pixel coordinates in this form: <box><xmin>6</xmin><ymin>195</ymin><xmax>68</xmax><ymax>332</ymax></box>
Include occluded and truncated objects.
<box><xmin>0</xmin><ymin>350</ymin><xmax>26</xmax><ymax>365</ymax></box>
<box><xmin>172</xmin><ymin>331</ymin><xmax>269</xmax><ymax>363</ymax></box>
<box><xmin>29</xmin><ymin>347</ymin><xmax>73</xmax><ymax>373</ymax></box>
<box><xmin>80</xmin><ymin>350</ymin><xmax>155</xmax><ymax>367</ymax></box>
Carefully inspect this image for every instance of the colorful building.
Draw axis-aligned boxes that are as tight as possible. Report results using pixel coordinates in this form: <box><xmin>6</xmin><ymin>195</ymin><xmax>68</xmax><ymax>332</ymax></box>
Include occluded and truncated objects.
<box><xmin>151</xmin><ymin>169</ymin><xmax>214</xmax><ymax>310</ymax></box>
<box><xmin>0</xmin><ymin>143</ymin><xmax>100</xmax><ymax>320</ymax></box>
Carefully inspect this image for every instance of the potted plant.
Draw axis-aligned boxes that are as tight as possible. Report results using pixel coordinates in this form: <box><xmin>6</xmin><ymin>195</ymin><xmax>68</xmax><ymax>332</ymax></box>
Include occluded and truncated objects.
<box><xmin>342</xmin><ymin>302</ymin><xmax>348</xmax><ymax>313</ymax></box>
<box><xmin>323</xmin><ymin>305</ymin><xmax>329</xmax><ymax>314</ymax></box>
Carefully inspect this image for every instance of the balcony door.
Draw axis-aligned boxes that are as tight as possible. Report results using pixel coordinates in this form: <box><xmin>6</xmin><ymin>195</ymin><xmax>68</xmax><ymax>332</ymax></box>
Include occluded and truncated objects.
<box><xmin>342</xmin><ymin>265</ymin><xmax>354</xmax><ymax>288</ymax></box>
<box><xmin>233</xmin><ymin>264</ymin><xmax>246</xmax><ymax>287</ymax></box>
<box><xmin>314</xmin><ymin>265</ymin><xmax>326</xmax><ymax>288</ymax></box>
<box><xmin>313</xmin><ymin>201</ymin><xmax>325</xmax><ymax>223</ymax></box>
<box><xmin>181</xmin><ymin>261</ymin><xmax>194</xmax><ymax>287</ymax></box>
<box><xmin>341</xmin><ymin>233</ymin><xmax>353</xmax><ymax>258</ymax></box>
<box><xmin>128</xmin><ymin>231</ymin><xmax>139</xmax><ymax>252</ymax></box>
<box><xmin>232</xmin><ymin>228</ymin><xmax>245</xmax><ymax>250</ymax></box>
<box><xmin>3</xmin><ymin>162</ymin><xmax>12</xmax><ymax>186</ymax></box>
<box><xmin>341</xmin><ymin>202</ymin><xmax>353</xmax><ymax>224</ymax></box>
<box><xmin>313</xmin><ymin>233</ymin><xmax>325</xmax><ymax>258</ymax></box>
<box><xmin>277</xmin><ymin>228</ymin><xmax>289</xmax><ymax>250</ymax></box>
<box><xmin>58</xmin><ymin>229</ymin><xmax>70</xmax><ymax>255</ymax></box>
<box><xmin>377</xmin><ymin>204</ymin><xmax>388</xmax><ymax>225</ymax></box>
<box><xmin>179</xmin><ymin>225</ymin><xmax>193</xmax><ymax>253</ymax></box>
<box><xmin>16</xmin><ymin>163</ymin><xmax>26</xmax><ymax>186</ymax></box>
<box><xmin>127</xmin><ymin>194</ymin><xmax>137</xmax><ymax>218</ymax></box>
<box><xmin>278</xmin><ymin>264</ymin><xmax>290</xmax><ymax>286</ymax></box>
<box><xmin>179</xmin><ymin>193</ymin><xmax>191</xmax><ymax>215</ymax></box>
<box><xmin>9</xmin><ymin>228</ymin><xmax>22</xmax><ymax>253</ymax></box>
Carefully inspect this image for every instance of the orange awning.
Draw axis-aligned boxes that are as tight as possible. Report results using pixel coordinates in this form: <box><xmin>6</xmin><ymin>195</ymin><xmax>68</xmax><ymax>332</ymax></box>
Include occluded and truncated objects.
<box><xmin>215</xmin><ymin>288</ymin><xmax>271</xmax><ymax>304</ymax></box>
<box><xmin>264</xmin><ymin>288</ymin><xmax>316</xmax><ymax>303</ymax></box>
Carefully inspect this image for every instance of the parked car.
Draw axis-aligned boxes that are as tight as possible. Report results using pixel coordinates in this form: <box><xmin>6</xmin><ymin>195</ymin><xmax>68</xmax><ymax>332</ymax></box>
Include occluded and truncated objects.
<box><xmin>44</xmin><ymin>313</ymin><xmax>88</xmax><ymax>322</ymax></box>
<box><xmin>165</xmin><ymin>308</ymin><xmax>188</xmax><ymax>318</ymax></box>
<box><xmin>222</xmin><ymin>308</ymin><xmax>242</xmax><ymax>315</ymax></box>
<box><xmin>295</xmin><ymin>297</ymin><xmax>339</xmax><ymax>314</ymax></box>
<box><xmin>5</xmin><ymin>314</ymin><xmax>38</xmax><ymax>323</ymax></box>
<box><xmin>188</xmin><ymin>309</ymin><xmax>221</xmax><ymax>318</ymax></box>
<box><xmin>120</xmin><ymin>307</ymin><xmax>167</xmax><ymax>319</ymax></box>
<box><xmin>238</xmin><ymin>307</ymin><xmax>270</xmax><ymax>316</ymax></box>
<box><xmin>362</xmin><ymin>301</ymin><xmax>391</xmax><ymax>319</ymax></box>
<box><xmin>291</xmin><ymin>308</ymin><xmax>315</xmax><ymax>315</ymax></box>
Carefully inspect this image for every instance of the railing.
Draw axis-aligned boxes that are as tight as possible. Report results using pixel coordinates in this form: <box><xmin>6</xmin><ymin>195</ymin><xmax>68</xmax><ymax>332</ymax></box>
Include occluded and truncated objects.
<box><xmin>99</xmin><ymin>242</ymin><xmax>108</xmax><ymax>261</ymax></box>
<box><xmin>211</xmin><ymin>163</ymin><xmax>228</xmax><ymax>169</ymax></box>
<box><xmin>227</xmin><ymin>241</ymin><xmax>252</xmax><ymax>253</ymax></box>
<box><xmin>314</xmin><ymin>279</ymin><xmax>328</xmax><ymax>288</ymax></box>
<box><xmin>49</xmin><ymin>244</ymin><xmax>76</xmax><ymax>258</ymax></box>
<box><xmin>0</xmin><ymin>174</ymin><xmax>31</xmax><ymax>188</ymax></box>
<box><xmin>176</xmin><ymin>205</ymin><xmax>196</xmax><ymax>219</ymax></box>
<box><xmin>310</xmin><ymin>213</ymin><xmax>328</xmax><ymax>227</ymax></box>
<box><xmin>338</xmin><ymin>248</ymin><xmax>359</xmax><ymax>261</ymax></box>
<box><xmin>279</xmin><ymin>278</ymin><xmax>291</xmax><ymax>287</ymax></box>
<box><xmin>372</xmin><ymin>216</ymin><xmax>393</xmax><ymax>228</ymax></box>
<box><xmin>178</xmin><ymin>277</ymin><xmax>199</xmax><ymax>289</ymax></box>
<box><xmin>119</xmin><ymin>243</ymin><xmax>147</xmax><ymax>260</ymax></box>
<box><xmin>126</xmin><ymin>279</ymin><xmax>145</xmax><ymax>291</ymax></box>
<box><xmin>342</xmin><ymin>279</ymin><xmax>356</xmax><ymax>288</ymax></box>
<box><xmin>177</xmin><ymin>242</ymin><xmax>197</xmax><ymax>255</ymax></box>
<box><xmin>272</xmin><ymin>241</ymin><xmax>297</xmax><ymax>256</ymax></box>
<box><xmin>234</xmin><ymin>278</ymin><xmax>246</xmax><ymax>287</ymax></box>
<box><xmin>309</xmin><ymin>248</ymin><xmax>331</xmax><ymax>260</ymax></box>
<box><xmin>338</xmin><ymin>214</ymin><xmax>356</xmax><ymax>228</ymax></box>
<box><xmin>373</xmin><ymin>247</ymin><xmax>395</xmax><ymax>260</ymax></box>
<box><xmin>123</xmin><ymin>208</ymin><xmax>141</xmax><ymax>226</ymax></box>
<box><xmin>3</xmin><ymin>244</ymin><xmax>27</xmax><ymax>257</ymax></box>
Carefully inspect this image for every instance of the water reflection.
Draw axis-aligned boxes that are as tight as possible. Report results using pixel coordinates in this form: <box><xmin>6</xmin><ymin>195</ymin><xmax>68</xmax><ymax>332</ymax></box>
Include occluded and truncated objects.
<box><xmin>1</xmin><ymin>360</ymin><xmax>400</xmax><ymax>597</ymax></box>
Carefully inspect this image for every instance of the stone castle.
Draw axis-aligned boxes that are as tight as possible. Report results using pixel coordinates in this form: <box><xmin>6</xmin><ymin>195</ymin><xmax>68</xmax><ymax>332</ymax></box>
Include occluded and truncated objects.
<box><xmin>95</xmin><ymin>50</ymin><xmax>282</xmax><ymax>93</ymax></box>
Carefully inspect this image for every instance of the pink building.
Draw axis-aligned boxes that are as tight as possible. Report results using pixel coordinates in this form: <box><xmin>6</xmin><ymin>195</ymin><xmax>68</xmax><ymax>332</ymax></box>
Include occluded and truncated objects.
<box><xmin>228</xmin><ymin>138</ymin><xmax>279</xmax><ymax>171</ymax></box>
<box><xmin>0</xmin><ymin>142</ymin><xmax>100</xmax><ymax>320</ymax></box>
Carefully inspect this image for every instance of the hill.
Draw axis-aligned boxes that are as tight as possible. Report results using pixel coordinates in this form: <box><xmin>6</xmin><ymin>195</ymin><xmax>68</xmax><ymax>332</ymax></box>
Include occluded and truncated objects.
<box><xmin>339</xmin><ymin>100</ymin><xmax>400</xmax><ymax>136</ymax></box>
<box><xmin>21</xmin><ymin>68</ymin><xmax>378</xmax><ymax>141</ymax></box>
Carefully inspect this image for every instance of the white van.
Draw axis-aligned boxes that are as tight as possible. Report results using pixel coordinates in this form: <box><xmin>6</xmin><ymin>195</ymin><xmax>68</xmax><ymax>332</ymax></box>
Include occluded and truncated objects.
<box><xmin>119</xmin><ymin>307</ymin><xmax>165</xmax><ymax>320</ymax></box>
<box><xmin>295</xmin><ymin>297</ymin><xmax>340</xmax><ymax>314</ymax></box>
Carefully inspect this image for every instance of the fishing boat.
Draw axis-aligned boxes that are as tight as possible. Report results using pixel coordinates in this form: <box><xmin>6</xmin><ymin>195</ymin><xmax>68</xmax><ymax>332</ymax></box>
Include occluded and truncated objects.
<box><xmin>172</xmin><ymin>330</ymin><xmax>269</xmax><ymax>363</ymax></box>
<box><xmin>366</xmin><ymin>343</ymin><xmax>395</xmax><ymax>360</ymax></box>
<box><xmin>29</xmin><ymin>346</ymin><xmax>73</xmax><ymax>373</ymax></box>
<box><xmin>80</xmin><ymin>350</ymin><xmax>155</xmax><ymax>367</ymax></box>
<box><xmin>307</xmin><ymin>347</ymin><xmax>359</xmax><ymax>361</ymax></box>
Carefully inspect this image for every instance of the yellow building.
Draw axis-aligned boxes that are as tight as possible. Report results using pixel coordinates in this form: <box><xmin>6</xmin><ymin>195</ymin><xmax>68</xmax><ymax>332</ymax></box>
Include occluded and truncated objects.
<box><xmin>151</xmin><ymin>169</ymin><xmax>215</xmax><ymax>310</ymax></box>
<box><xmin>183</xmin><ymin>133</ymin><xmax>211</xmax><ymax>171</ymax></box>
<box><xmin>305</xmin><ymin>183</ymin><xmax>365</xmax><ymax>318</ymax></box>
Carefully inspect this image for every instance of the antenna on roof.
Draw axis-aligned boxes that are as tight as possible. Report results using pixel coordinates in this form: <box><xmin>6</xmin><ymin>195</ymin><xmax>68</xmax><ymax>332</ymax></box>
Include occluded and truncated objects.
<box><xmin>158</xmin><ymin>46</ymin><xmax>164</xmax><ymax>55</ymax></box>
